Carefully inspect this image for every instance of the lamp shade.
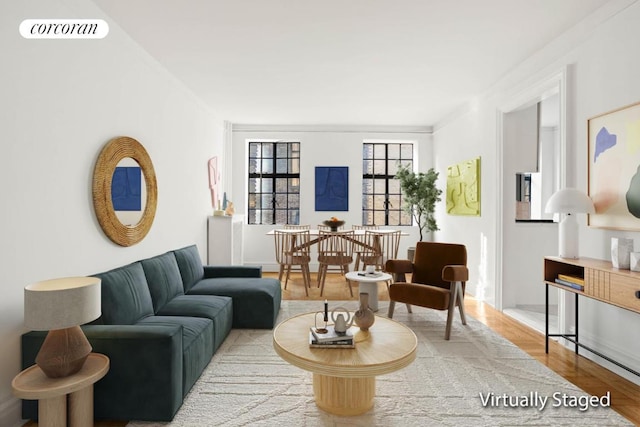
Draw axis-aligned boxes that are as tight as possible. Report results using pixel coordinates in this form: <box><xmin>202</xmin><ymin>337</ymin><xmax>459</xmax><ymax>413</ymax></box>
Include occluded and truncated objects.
<box><xmin>545</xmin><ymin>188</ymin><xmax>595</xmax><ymax>214</ymax></box>
<box><xmin>25</xmin><ymin>276</ymin><xmax>101</xmax><ymax>331</ymax></box>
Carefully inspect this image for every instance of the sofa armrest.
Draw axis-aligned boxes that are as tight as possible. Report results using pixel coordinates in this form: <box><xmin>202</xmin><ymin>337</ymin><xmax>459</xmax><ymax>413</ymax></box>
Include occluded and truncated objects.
<box><xmin>21</xmin><ymin>324</ymin><xmax>184</xmax><ymax>422</ymax></box>
<box><xmin>204</xmin><ymin>265</ymin><xmax>262</xmax><ymax>278</ymax></box>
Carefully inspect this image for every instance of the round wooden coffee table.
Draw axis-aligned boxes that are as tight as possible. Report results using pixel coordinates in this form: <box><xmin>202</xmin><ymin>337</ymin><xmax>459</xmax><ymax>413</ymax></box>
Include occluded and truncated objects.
<box><xmin>273</xmin><ymin>312</ymin><xmax>417</xmax><ymax>416</ymax></box>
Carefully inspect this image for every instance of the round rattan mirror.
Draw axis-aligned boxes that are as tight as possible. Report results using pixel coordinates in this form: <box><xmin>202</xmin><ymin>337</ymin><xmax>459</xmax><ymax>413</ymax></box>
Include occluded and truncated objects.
<box><xmin>92</xmin><ymin>136</ymin><xmax>157</xmax><ymax>246</ymax></box>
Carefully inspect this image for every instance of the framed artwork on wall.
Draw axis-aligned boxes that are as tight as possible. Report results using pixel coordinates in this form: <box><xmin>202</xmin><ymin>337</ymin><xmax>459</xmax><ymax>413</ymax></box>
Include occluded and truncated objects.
<box><xmin>446</xmin><ymin>157</ymin><xmax>481</xmax><ymax>216</ymax></box>
<box><xmin>588</xmin><ymin>101</ymin><xmax>640</xmax><ymax>230</ymax></box>
<box><xmin>112</xmin><ymin>166</ymin><xmax>142</xmax><ymax>211</ymax></box>
<box><xmin>315</xmin><ymin>166</ymin><xmax>348</xmax><ymax>211</ymax></box>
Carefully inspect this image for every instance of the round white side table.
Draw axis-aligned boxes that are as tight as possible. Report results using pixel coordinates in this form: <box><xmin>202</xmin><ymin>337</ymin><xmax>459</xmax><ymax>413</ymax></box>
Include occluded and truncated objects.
<box><xmin>344</xmin><ymin>271</ymin><xmax>392</xmax><ymax>312</ymax></box>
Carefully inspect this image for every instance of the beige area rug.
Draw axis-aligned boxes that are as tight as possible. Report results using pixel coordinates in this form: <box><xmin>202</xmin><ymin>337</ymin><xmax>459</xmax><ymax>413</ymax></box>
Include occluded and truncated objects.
<box><xmin>127</xmin><ymin>300</ymin><xmax>632</xmax><ymax>426</ymax></box>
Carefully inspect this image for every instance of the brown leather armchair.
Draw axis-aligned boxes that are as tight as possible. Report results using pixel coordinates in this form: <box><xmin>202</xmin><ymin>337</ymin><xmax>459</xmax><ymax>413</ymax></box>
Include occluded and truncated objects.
<box><xmin>385</xmin><ymin>241</ymin><xmax>468</xmax><ymax>340</ymax></box>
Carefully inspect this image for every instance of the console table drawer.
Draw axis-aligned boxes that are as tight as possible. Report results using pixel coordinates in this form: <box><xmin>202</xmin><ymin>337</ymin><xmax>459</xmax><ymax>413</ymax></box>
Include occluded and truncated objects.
<box><xmin>610</xmin><ymin>274</ymin><xmax>640</xmax><ymax>312</ymax></box>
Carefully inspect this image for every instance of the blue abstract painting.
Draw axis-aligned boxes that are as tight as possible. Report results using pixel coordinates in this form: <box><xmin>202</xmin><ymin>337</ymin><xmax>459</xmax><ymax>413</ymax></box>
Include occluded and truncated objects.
<box><xmin>112</xmin><ymin>166</ymin><xmax>142</xmax><ymax>211</ymax></box>
<box><xmin>315</xmin><ymin>167</ymin><xmax>348</xmax><ymax>211</ymax></box>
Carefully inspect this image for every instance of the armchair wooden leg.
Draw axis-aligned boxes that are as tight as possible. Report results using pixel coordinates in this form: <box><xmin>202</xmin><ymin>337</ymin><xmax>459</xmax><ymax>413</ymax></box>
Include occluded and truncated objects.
<box><xmin>406</xmin><ymin>304</ymin><xmax>412</xmax><ymax>313</ymax></box>
<box><xmin>388</xmin><ymin>300</ymin><xmax>396</xmax><ymax>318</ymax></box>
<box><xmin>456</xmin><ymin>282</ymin><xmax>467</xmax><ymax>325</ymax></box>
<box><xmin>444</xmin><ymin>281</ymin><xmax>461</xmax><ymax>340</ymax></box>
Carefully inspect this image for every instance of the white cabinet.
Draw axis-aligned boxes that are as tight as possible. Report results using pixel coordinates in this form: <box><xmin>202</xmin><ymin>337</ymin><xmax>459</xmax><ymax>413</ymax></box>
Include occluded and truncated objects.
<box><xmin>207</xmin><ymin>215</ymin><xmax>244</xmax><ymax>265</ymax></box>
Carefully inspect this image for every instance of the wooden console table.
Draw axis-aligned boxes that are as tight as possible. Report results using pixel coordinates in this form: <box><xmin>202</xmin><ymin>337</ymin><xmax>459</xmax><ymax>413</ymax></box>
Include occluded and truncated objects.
<box><xmin>544</xmin><ymin>256</ymin><xmax>640</xmax><ymax>377</ymax></box>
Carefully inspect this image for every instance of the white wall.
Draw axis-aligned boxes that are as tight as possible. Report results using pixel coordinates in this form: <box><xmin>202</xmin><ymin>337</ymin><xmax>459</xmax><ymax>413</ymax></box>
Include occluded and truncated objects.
<box><xmin>229</xmin><ymin>126</ymin><xmax>432</xmax><ymax>271</ymax></box>
<box><xmin>0</xmin><ymin>1</ymin><xmax>224</xmax><ymax>424</ymax></box>
<box><xmin>434</xmin><ymin>0</ymin><xmax>640</xmax><ymax>383</ymax></box>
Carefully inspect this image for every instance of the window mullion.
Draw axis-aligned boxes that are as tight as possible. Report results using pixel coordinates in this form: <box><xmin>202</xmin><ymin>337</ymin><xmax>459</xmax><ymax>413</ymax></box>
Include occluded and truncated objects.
<box><xmin>271</xmin><ymin>144</ymin><xmax>277</xmax><ymax>224</ymax></box>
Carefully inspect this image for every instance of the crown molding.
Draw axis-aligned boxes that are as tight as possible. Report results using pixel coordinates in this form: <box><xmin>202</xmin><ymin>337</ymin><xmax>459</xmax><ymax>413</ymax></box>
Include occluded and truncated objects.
<box><xmin>231</xmin><ymin>124</ymin><xmax>432</xmax><ymax>134</ymax></box>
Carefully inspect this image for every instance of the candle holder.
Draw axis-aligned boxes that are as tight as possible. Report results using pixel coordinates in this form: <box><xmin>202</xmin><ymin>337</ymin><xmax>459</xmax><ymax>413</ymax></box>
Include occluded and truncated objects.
<box><xmin>314</xmin><ymin>312</ymin><xmax>328</xmax><ymax>334</ymax></box>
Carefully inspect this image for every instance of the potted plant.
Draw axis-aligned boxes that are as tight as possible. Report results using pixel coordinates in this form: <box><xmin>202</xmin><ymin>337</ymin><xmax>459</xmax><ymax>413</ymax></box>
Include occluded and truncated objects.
<box><xmin>395</xmin><ymin>163</ymin><xmax>442</xmax><ymax>259</ymax></box>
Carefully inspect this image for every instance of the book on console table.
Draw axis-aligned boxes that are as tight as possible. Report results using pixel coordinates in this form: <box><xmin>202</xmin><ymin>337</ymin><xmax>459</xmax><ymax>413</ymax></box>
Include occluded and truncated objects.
<box><xmin>557</xmin><ymin>274</ymin><xmax>585</xmax><ymax>286</ymax></box>
<box><xmin>308</xmin><ymin>332</ymin><xmax>355</xmax><ymax>348</ymax></box>
<box><xmin>310</xmin><ymin>325</ymin><xmax>353</xmax><ymax>343</ymax></box>
<box><xmin>555</xmin><ymin>278</ymin><xmax>584</xmax><ymax>291</ymax></box>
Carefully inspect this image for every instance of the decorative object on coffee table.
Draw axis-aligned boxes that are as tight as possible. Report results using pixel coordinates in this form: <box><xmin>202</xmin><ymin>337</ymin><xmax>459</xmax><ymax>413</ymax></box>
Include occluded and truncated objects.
<box><xmin>331</xmin><ymin>306</ymin><xmax>354</xmax><ymax>334</ymax></box>
<box><xmin>354</xmin><ymin>293</ymin><xmax>375</xmax><ymax>331</ymax></box>
<box><xmin>611</xmin><ymin>237</ymin><xmax>634</xmax><ymax>269</ymax></box>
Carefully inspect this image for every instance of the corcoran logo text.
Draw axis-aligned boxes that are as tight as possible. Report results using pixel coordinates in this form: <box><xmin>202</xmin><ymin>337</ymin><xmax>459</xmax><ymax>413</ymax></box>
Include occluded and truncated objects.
<box><xmin>20</xmin><ymin>19</ymin><xmax>109</xmax><ymax>39</ymax></box>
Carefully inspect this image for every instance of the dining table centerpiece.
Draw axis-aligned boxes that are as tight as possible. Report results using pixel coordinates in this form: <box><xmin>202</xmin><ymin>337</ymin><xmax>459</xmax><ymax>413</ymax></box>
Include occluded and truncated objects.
<box><xmin>323</xmin><ymin>217</ymin><xmax>345</xmax><ymax>232</ymax></box>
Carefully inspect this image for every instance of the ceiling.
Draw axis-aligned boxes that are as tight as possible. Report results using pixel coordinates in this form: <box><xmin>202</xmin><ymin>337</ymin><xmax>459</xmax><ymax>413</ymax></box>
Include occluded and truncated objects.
<box><xmin>93</xmin><ymin>0</ymin><xmax>611</xmax><ymax>127</ymax></box>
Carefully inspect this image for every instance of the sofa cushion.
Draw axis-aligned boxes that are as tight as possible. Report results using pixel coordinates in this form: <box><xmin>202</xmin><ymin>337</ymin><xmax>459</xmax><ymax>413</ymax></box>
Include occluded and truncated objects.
<box><xmin>141</xmin><ymin>252</ymin><xmax>186</xmax><ymax>312</ymax></box>
<box><xmin>173</xmin><ymin>245</ymin><xmax>205</xmax><ymax>292</ymax></box>
<box><xmin>188</xmin><ymin>277</ymin><xmax>282</xmax><ymax>329</ymax></box>
<box><xmin>138</xmin><ymin>315</ymin><xmax>214</xmax><ymax>396</ymax></box>
<box><xmin>156</xmin><ymin>295</ymin><xmax>233</xmax><ymax>352</ymax></box>
<box><xmin>94</xmin><ymin>262</ymin><xmax>154</xmax><ymax>325</ymax></box>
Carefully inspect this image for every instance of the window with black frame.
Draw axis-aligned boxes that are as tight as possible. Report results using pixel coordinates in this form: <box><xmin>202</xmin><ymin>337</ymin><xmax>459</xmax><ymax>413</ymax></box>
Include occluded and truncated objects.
<box><xmin>248</xmin><ymin>141</ymin><xmax>300</xmax><ymax>225</ymax></box>
<box><xmin>362</xmin><ymin>142</ymin><xmax>413</xmax><ymax>226</ymax></box>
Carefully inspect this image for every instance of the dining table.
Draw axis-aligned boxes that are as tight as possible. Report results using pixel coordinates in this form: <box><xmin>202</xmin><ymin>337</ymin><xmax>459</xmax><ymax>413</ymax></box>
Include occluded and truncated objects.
<box><xmin>266</xmin><ymin>228</ymin><xmax>409</xmax><ymax>251</ymax></box>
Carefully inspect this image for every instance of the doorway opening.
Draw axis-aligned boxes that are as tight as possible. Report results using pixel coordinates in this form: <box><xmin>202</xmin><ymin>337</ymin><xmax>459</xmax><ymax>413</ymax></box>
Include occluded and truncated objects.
<box><xmin>496</xmin><ymin>68</ymin><xmax>568</xmax><ymax>334</ymax></box>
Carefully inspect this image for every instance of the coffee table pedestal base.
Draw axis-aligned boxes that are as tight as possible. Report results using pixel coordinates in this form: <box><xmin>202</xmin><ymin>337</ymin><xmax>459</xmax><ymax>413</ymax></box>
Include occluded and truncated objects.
<box><xmin>312</xmin><ymin>373</ymin><xmax>375</xmax><ymax>415</ymax></box>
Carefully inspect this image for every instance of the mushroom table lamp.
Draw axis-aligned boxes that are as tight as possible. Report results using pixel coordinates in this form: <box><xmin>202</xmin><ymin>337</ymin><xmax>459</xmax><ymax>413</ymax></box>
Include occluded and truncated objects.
<box><xmin>24</xmin><ymin>277</ymin><xmax>101</xmax><ymax>378</ymax></box>
<box><xmin>545</xmin><ymin>188</ymin><xmax>595</xmax><ymax>259</ymax></box>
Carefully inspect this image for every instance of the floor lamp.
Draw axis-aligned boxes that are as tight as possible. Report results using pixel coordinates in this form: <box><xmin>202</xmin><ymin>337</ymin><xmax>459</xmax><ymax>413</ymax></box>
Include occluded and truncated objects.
<box><xmin>545</xmin><ymin>188</ymin><xmax>595</xmax><ymax>259</ymax></box>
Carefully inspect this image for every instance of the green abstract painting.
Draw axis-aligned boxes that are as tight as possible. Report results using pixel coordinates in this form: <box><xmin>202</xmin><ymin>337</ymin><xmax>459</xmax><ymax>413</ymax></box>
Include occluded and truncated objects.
<box><xmin>447</xmin><ymin>157</ymin><xmax>481</xmax><ymax>216</ymax></box>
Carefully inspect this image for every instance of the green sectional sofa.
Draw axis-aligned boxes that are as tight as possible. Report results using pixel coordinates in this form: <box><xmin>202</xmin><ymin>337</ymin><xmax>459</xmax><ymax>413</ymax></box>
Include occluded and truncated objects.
<box><xmin>21</xmin><ymin>245</ymin><xmax>281</xmax><ymax>422</ymax></box>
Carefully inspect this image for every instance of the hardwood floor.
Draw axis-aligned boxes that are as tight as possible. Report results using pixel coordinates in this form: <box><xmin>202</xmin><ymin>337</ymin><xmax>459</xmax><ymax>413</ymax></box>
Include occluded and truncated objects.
<box><xmin>24</xmin><ymin>272</ymin><xmax>640</xmax><ymax>426</ymax></box>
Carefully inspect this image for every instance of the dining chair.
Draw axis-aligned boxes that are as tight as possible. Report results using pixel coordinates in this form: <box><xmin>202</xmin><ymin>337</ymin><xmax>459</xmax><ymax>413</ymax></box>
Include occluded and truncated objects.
<box><xmin>317</xmin><ymin>230</ymin><xmax>354</xmax><ymax>296</ymax></box>
<box><xmin>283</xmin><ymin>224</ymin><xmax>310</xmax><ymax>230</ymax></box>
<box><xmin>273</xmin><ymin>229</ymin><xmax>312</xmax><ymax>296</ymax></box>
<box><xmin>352</xmin><ymin>225</ymin><xmax>380</xmax><ymax>270</ymax></box>
<box><xmin>318</xmin><ymin>224</ymin><xmax>346</xmax><ymax>231</ymax></box>
<box><xmin>360</xmin><ymin>230</ymin><xmax>401</xmax><ymax>272</ymax></box>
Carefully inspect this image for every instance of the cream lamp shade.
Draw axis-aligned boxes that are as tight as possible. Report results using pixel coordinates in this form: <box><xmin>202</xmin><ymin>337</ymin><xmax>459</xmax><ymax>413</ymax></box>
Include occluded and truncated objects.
<box><xmin>24</xmin><ymin>277</ymin><xmax>101</xmax><ymax>378</ymax></box>
<box><xmin>545</xmin><ymin>188</ymin><xmax>595</xmax><ymax>259</ymax></box>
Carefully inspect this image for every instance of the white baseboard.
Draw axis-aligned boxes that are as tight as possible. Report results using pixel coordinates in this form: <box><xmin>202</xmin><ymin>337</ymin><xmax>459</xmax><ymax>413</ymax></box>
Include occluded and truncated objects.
<box><xmin>0</xmin><ymin>397</ymin><xmax>24</xmax><ymax>427</ymax></box>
